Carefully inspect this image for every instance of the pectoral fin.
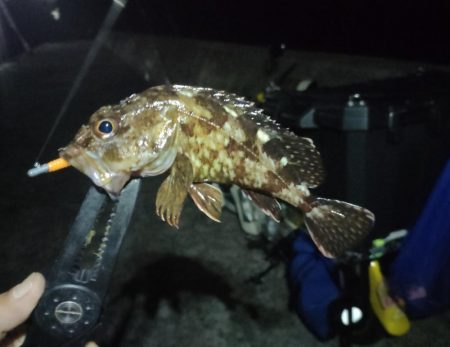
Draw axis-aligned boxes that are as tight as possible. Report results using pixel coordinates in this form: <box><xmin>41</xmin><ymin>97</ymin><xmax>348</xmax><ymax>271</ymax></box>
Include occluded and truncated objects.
<box><xmin>155</xmin><ymin>154</ymin><xmax>193</xmax><ymax>228</ymax></box>
<box><xmin>188</xmin><ymin>183</ymin><xmax>224</xmax><ymax>222</ymax></box>
<box><xmin>242</xmin><ymin>190</ymin><xmax>282</xmax><ymax>222</ymax></box>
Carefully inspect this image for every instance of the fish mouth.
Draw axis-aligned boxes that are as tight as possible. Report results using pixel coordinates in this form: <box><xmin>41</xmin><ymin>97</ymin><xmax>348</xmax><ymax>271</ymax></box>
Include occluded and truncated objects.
<box><xmin>59</xmin><ymin>144</ymin><xmax>130</xmax><ymax>197</ymax></box>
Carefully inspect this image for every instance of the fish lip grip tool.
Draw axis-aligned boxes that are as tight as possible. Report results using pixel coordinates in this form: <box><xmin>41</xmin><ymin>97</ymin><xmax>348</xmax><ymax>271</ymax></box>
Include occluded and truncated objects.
<box><xmin>22</xmin><ymin>179</ymin><xmax>141</xmax><ymax>347</ymax></box>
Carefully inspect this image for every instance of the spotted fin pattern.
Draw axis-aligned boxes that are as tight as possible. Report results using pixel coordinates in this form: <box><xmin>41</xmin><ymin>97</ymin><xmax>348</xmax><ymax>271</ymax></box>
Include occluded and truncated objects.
<box><xmin>262</xmin><ymin>134</ymin><xmax>324</xmax><ymax>188</ymax></box>
<box><xmin>242</xmin><ymin>189</ymin><xmax>282</xmax><ymax>222</ymax></box>
<box><xmin>188</xmin><ymin>183</ymin><xmax>224</xmax><ymax>222</ymax></box>
<box><xmin>305</xmin><ymin>198</ymin><xmax>375</xmax><ymax>258</ymax></box>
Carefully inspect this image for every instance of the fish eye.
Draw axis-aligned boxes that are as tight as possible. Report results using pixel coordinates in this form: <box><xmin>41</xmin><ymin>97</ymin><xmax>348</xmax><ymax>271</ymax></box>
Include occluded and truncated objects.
<box><xmin>95</xmin><ymin>119</ymin><xmax>117</xmax><ymax>139</ymax></box>
<box><xmin>98</xmin><ymin>120</ymin><xmax>113</xmax><ymax>134</ymax></box>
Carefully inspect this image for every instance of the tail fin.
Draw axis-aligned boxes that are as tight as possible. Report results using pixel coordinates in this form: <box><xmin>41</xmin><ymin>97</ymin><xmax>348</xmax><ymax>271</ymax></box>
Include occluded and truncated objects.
<box><xmin>304</xmin><ymin>197</ymin><xmax>375</xmax><ymax>258</ymax></box>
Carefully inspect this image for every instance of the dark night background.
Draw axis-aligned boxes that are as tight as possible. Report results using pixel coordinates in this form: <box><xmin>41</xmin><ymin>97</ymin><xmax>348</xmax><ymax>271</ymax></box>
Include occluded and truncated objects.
<box><xmin>2</xmin><ymin>0</ymin><xmax>450</xmax><ymax>63</ymax></box>
<box><xmin>1</xmin><ymin>1</ymin><xmax>450</xmax><ymax>347</ymax></box>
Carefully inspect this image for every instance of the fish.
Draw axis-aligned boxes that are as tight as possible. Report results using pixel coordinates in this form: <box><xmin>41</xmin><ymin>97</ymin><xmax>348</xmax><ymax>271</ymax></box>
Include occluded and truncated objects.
<box><xmin>59</xmin><ymin>84</ymin><xmax>375</xmax><ymax>258</ymax></box>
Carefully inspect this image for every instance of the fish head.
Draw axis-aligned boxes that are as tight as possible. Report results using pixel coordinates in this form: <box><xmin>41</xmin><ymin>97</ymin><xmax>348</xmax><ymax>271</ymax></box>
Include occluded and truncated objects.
<box><xmin>59</xmin><ymin>101</ymin><xmax>178</xmax><ymax>196</ymax></box>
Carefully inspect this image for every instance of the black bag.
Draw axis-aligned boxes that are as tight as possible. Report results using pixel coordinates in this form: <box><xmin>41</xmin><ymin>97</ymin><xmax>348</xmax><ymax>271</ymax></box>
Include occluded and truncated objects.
<box><xmin>264</xmin><ymin>71</ymin><xmax>450</xmax><ymax>236</ymax></box>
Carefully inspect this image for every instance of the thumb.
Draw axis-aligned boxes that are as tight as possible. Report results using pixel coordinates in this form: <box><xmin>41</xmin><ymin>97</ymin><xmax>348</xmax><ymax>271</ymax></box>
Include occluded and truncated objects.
<box><xmin>0</xmin><ymin>273</ymin><xmax>46</xmax><ymax>339</ymax></box>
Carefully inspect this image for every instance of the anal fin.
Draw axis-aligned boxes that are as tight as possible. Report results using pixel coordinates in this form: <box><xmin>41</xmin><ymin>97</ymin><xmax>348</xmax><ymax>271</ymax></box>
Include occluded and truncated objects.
<box><xmin>188</xmin><ymin>183</ymin><xmax>224</xmax><ymax>222</ymax></box>
<box><xmin>242</xmin><ymin>189</ymin><xmax>282</xmax><ymax>222</ymax></box>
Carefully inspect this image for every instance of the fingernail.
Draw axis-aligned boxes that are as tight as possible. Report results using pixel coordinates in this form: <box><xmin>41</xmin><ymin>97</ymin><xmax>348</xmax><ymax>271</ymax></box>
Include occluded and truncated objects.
<box><xmin>12</xmin><ymin>273</ymin><xmax>36</xmax><ymax>299</ymax></box>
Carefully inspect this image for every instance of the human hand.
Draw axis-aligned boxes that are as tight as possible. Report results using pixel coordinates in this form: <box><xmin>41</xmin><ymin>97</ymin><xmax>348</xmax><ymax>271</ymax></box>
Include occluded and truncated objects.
<box><xmin>0</xmin><ymin>273</ymin><xmax>98</xmax><ymax>347</ymax></box>
<box><xmin>0</xmin><ymin>273</ymin><xmax>45</xmax><ymax>346</ymax></box>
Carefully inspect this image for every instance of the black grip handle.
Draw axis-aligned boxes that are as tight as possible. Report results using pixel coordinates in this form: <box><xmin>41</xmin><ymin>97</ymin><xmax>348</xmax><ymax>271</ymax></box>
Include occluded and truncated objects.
<box><xmin>22</xmin><ymin>179</ymin><xmax>141</xmax><ymax>346</ymax></box>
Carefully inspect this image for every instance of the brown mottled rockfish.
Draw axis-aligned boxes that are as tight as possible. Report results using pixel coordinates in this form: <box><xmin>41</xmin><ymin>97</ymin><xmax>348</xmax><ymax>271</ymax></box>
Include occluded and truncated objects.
<box><xmin>59</xmin><ymin>85</ymin><xmax>375</xmax><ymax>257</ymax></box>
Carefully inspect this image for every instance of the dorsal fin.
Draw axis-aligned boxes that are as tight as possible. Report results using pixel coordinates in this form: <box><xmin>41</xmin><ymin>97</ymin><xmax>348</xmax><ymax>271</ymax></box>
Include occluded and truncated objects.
<box><xmin>173</xmin><ymin>85</ymin><xmax>285</xmax><ymax>135</ymax></box>
<box><xmin>262</xmin><ymin>132</ymin><xmax>325</xmax><ymax>188</ymax></box>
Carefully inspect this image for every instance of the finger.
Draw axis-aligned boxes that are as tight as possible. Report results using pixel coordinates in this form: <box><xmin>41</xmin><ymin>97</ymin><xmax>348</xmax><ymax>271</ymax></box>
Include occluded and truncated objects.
<box><xmin>0</xmin><ymin>328</ymin><xmax>25</xmax><ymax>347</ymax></box>
<box><xmin>0</xmin><ymin>273</ymin><xmax>46</xmax><ymax>338</ymax></box>
<box><xmin>85</xmin><ymin>342</ymin><xmax>99</xmax><ymax>347</ymax></box>
<box><xmin>13</xmin><ymin>332</ymin><xmax>26</xmax><ymax>347</ymax></box>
